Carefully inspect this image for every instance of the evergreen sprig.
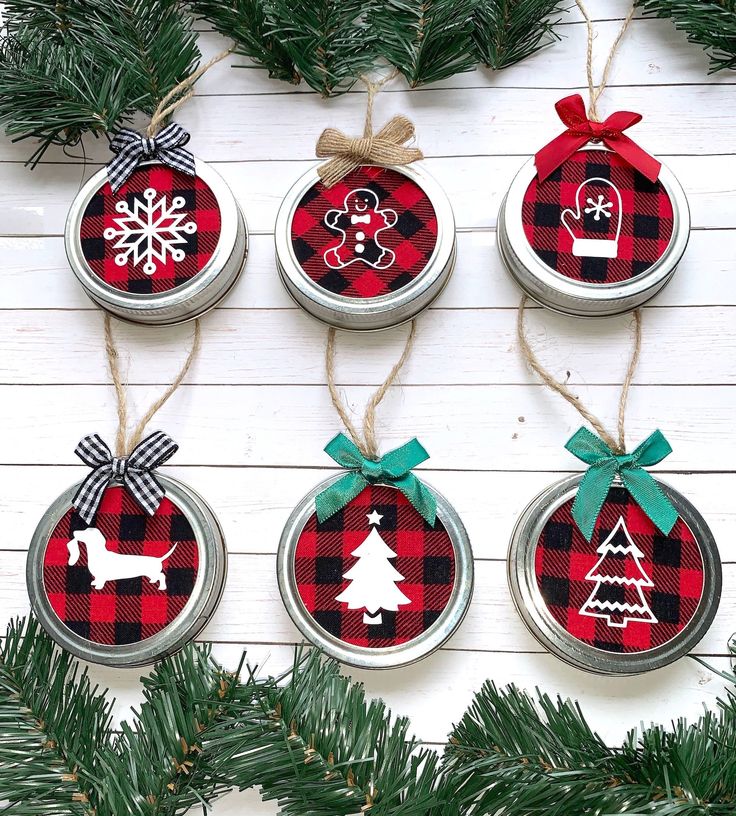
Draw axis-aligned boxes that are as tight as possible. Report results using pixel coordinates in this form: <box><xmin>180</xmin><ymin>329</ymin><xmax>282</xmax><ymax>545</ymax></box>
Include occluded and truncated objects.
<box><xmin>0</xmin><ymin>617</ymin><xmax>113</xmax><ymax>815</ymax></box>
<box><xmin>204</xmin><ymin>649</ymin><xmax>446</xmax><ymax>816</ymax></box>
<box><xmin>188</xmin><ymin>0</ymin><xmax>298</xmax><ymax>85</ymax></box>
<box><xmin>97</xmin><ymin>0</ymin><xmax>201</xmax><ymax>117</ymax></box>
<box><xmin>190</xmin><ymin>0</ymin><xmax>567</xmax><ymax>95</ymax></box>
<box><xmin>635</xmin><ymin>0</ymin><xmax>736</xmax><ymax>72</ymax></box>
<box><xmin>265</xmin><ymin>0</ymin><xmax>376</xmax><ymax>96</ymax></box>
<box><xmin>94</xmin><ymin>645</ymin><xmax>246</xmax><ymax>816</ymax></box>
<box><xmin>444</xmin><ymin>680</ymin><xmax>736</xmax><ymax>814</ymax></box>
<box><xmin>2</xmin><ymin>615</ymin><xmax>735</xmax><ymax>815</ymax></box>
<box><xmin>472</xmin><ymin>1</ymin><xmax>567</xmax><ymax>70</ymax></box>
<box><xmin>0</xmin><ymin>0</ymin><xmax>200</xmax><ymax>163</ymax></box>
<box><xmin>367</xmin><ymin>0</ymin><xmax>478</xmax><ymax>88</ymax></box>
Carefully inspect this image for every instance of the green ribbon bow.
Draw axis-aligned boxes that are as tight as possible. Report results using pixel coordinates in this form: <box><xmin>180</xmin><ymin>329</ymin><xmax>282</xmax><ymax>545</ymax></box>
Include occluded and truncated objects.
<box><xmin>566</xmin><ymin>426</ymin><xmax>679</xmax><ymax>541</ymax></box>
<box><xmin>315</xmin><ymin>433</ymin><xmax>437</xmax><ymax>526</ymax></box>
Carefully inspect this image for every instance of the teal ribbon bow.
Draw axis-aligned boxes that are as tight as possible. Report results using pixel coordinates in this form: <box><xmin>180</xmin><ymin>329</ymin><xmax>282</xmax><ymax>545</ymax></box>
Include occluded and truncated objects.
<box><xmin>565</xmin><ymin>427</ymin><xmax>679</xmax><ymax>541</ymax></box>
<box><xmin>315</xmin><ymin>433</ymin><xmax>437</xmax><ymax>526</ymax></box>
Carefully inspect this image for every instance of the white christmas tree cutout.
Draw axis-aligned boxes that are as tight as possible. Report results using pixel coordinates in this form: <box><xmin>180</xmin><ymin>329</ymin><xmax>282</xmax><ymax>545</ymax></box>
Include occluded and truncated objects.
<box><xmin>579</xmin><ymin>516</ymin><xmax>658</xmax><ymax>629</ymax></box>
<box><xmin>335</xmin><ymin>510</ymin><xmax>411</xmax><ymax>625</ymax></box>
<box><xmin>103</xmin><ymin>187</ymin><xmax>197</xmax><ymax>275</ymax></box>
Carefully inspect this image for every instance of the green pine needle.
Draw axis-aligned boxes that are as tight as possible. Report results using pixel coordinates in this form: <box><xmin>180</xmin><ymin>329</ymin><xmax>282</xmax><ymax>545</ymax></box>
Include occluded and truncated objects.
<box><xmin>0</xmin><ymin>617</ymin><xmax>113</xmax><ymax>815</ymax></box>
<box><xmin>204</xmin><ymin>648</ymin><xmax>445</xmax><ymax>816</ymax></box>
<box><xmin>94</xmin><ymin>644</ymin><xmax>246</xmax><ymax>816</ymax></box>
<box><xmin>368</xmin><ymin>0</ymin><xmax>478</xmax><ymax>88</ymax></box>
<box><xmin>192</xmin><ymin>0</ymin><xmax>566</xmax><ymax>93</ymax></box>
<box><xmin>189</xmin><ymin>0</ymin><xmax>300</xmax><ymax>85</ymax></box>
<box><xmin>100</xmin><ymin>0</ymin><xmax>201</xmax><ymax>117</ymax></box>
<box><xmin>0</xmin><ymin>0</ymin><xmax>200</xmax><ymax>163</ymax></box>
<box><xmin>444</xmin><ymin>680</ymin><xmax>736</xmax><ymax>814</ymax></box>
<box><xmin>635</xmin><ymin>0</ymin><xmax>736</xmax><ymax>73</ymax></box>
<box><xmin>1</xmin><ymin>616</ymin><xmax>736</xmax><ymax>815</ymax></box>
<box><xmin>472</xmin><ymin>1</ymin><xmax>567</xmax><ymax>70</ymax></box>
<box><xmin>264</xmin><ymin>0</ymin><xmax>376</xmax><ymax>96</ymax></box>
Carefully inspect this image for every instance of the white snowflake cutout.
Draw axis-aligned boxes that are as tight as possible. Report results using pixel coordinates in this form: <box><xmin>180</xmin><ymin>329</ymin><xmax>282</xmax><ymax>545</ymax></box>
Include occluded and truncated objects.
<box><xmin>584</xmin><ymin>194</ymin><xmax>614</xmax><ymax>221</ymax></box>
<box><xmin>103</xmin><ymin>187</ymin><xmax>197</xmax><ymax>276</ymax></box>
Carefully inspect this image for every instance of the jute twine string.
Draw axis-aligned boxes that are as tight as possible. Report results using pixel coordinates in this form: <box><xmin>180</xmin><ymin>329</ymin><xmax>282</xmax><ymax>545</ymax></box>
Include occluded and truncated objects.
<box><xmin>147</xmin><ymin>46</ymin><xmax>234</xmax><ymax>137</ymax></box>
<box><xmin>104</xmin><ymin>314</ymin><xmax>201</xmax><ymax>456</ymax></box>
<box><xmin>575</xmin><ymin>0</ymin><xmax>636</xmax><ymax>121</ymax></box>
<box><xmin>316</xmin><ymin>71</ymin><xmax>424</xmax><ymax>187</ymax></box>
<box><xmin>517</xmin><ymin>297</ymin><xmax>642</xmax><ymax>455</ymax></box>
<box><xmin>326</xmin><ymin>321</ymin><xmax>417</xmax><ymax>460</ymax></box>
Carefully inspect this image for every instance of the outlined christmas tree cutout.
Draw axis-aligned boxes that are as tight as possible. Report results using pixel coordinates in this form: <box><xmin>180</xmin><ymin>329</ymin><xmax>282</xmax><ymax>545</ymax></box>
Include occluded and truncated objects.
<box><xmin>579</xmin><ymin>516</ymin><xmax>658</xmax><ymax>629</ymax></box>
<box><xmin>335</xmin><ymin>510</ymin><xmax>411</xmax><ymax>625</ymax></box>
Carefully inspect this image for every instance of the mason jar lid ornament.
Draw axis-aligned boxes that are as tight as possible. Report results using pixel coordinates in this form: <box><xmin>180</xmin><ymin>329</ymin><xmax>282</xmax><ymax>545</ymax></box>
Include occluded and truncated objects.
<box><xmin>275</xmin><ymin>78</ymin><xmax>456</xmax><ymax>331</ymax></box>
<box><xmin>509</xmin><ymin>302</ymin><xmax>721</xmax><ymax>675</ymax></box>
<box><xmin>0</xmin><ymin>8</ymin><xmax>247</xmax><ymax>324</ymax></box>
<box><xmin>498</xmin><ymin>8</ymin><xmax>690</xmax><ymax>317</ymax></box>
<box><xmin>26</xmin><ymin>317</ymin><xmax>227</xmax><ymax>667</ymax></box>
<box><xmin>62</xmin><ymin>50</ymin><xmax>249</xmax><ymax>325</ymax></box>
<box><xmin>277</xmin><ymin>324</ymin><xmax>473</xmax><ymax>668</ymax></box>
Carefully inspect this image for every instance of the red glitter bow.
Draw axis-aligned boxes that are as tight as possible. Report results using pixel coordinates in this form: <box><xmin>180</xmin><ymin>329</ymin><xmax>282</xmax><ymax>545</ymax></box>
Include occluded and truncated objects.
<box><xmin>534</xmin><ymin>94</ymin><xmax>661</xmax><ymax>184</ymax></box>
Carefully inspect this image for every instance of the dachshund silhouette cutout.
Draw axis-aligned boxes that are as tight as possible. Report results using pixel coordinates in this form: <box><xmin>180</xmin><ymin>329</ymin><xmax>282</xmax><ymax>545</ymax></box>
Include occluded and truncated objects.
<box><xmin>67</xmin><ymin>527</ymin><xmax>177</xmax><ymax>591</ymax></box>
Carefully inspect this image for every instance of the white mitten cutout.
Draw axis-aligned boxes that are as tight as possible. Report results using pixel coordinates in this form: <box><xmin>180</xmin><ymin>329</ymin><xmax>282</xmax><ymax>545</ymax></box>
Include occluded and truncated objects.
<box><xmin>560</xmin><ymin>177</ymin><xmax>622</xmax><ymax>259</ymax></box>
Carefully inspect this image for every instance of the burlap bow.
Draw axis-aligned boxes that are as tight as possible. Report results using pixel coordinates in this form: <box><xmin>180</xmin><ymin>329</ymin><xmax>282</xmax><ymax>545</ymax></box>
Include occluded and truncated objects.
<box><xmin>316</xmin><ymin>115</ymin><xmax>424</xmax><ymax>187</ymax></box>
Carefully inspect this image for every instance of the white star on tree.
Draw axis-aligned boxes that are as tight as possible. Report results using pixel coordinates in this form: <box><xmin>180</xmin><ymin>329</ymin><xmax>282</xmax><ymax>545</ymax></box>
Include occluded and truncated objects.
<box><xmin>103</xmin><ymin>187</ymin><xmax>197</xmax><ymax>276</ymax></box>
<box><xmin>584</xmin><ymin>194</ymin><xmax>614</xmax><ymax>221</ymax></box>
<box><xmin>366</xmin><ymin>510</ymin><xmax>383</xmax><ymax>526</ymax></box>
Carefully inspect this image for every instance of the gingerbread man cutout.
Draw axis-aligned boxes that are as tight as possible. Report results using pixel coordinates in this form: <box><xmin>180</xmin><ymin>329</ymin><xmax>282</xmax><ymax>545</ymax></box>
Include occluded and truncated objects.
<box><xmin>324</xmin><ymin>188</ymin><xmax>398</xmax><ymax>270</ymax></box>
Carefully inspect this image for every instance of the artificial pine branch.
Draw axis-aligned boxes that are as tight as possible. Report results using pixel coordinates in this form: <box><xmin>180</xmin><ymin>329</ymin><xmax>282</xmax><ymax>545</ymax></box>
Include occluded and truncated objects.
<box><xmin>0</xmin><ymin>26</ymin><xmax>137</xmax><ymax>163</ymax></box>
<box><xmin>472</xmin><ymin>1</ymin><xmax>566</xmax><ymax>70</ymax></box>
<box><xmin>0</xmin><ymin>1</ymin><xmax>200</xmax><ymax>163</ymax></box>
<box><xmin>635</xmin><ymin>0</ymin><xmax>736</xmax><ymax>72</ymax></box>
<box><xmin>189</xmin><ymin>0</ymin><xmax>299</xmax><ymax>85</ymax></box>
<box><xmin>367</xmin><ymin>0</ymin><xmax>477</xmax><ymax>88</ymax></box>
<box><xmin>0</xmin><ymin>617</ymin><xmax>113</xmax><ymax>815</ymax></box>
<box><xmin>100</xmin><ymin>0</ymin><xmax>201</xmax><ymax>117</ymax></box>
<box><xmin>444</xmin><ymin>680</ymin><xmax>736</xmax><ymax>814</ymax></box>
<box><xmin>264</xmin><ymin>0</ymin><xmax>375</xmax><ymax>96</ymax></box>
<box><xmin>205</xmin><ymin>648</ymin><xmax>446</xmax><ymax>816</ymax></box>
<box><xmin>192</xmin><ymin>0</ymin><xmax>570</xmax><ymax>94</ymax></box>
<box><xmin>94</xmin><ymin>644</ymin><xmax>246</xmax><ymax>816</ymax></box>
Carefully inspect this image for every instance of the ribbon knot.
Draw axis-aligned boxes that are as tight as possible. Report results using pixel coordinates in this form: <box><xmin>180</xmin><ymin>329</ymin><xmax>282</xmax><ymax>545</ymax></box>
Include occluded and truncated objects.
<box><xmin>314</xmin><ymin>433</ymin><xmax>437</xmax><ymax>526</ymax></box>
<box><xmin>72</xmin><ymin>431</ymin><xmax>178</xmax><ymax>524</ymax></box>
<box><xmin>107</xmin><ymin>122</ymin><xmax>196</xmax><ymax>193</ymax></box>
<box><xmin>565</xmin><ymin>426</ymin><xmax>679</xmax><ymax>541</ymax></box>
<box><xmin>141</xmin><ymin>136</ymin><xmax>157</xmax><ymax>158</ymax></box>
<box><xmin>111</xmin><ymin>456</ymin><xmax>127</xmax><ymax>479</ymax></box>
<box><xmin>316</xmin><ymin>115</ymin><xmax>424</xmax><ymax>187</ymax></box>
<box><xmin>348</xmin><ymin>137</ymin><xmax>375</xmax><ymax>161</ymax></box>
<box><xmin>534</xmin><ymin>94</ymin><xmax>661</xmax><ymax>184</ymax></box>
<box><xmin>361</xmin><ymin>458</ymin><xmax>385</xmax><ymax>482</ymax></box>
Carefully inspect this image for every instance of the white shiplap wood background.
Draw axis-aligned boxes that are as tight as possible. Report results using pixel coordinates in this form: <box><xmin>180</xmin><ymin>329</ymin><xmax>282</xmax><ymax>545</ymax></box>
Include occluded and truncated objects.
<box><xmin>1</xmin><ymin>2</ymin><xmax>734</xmax><ymax>812</ymax></box>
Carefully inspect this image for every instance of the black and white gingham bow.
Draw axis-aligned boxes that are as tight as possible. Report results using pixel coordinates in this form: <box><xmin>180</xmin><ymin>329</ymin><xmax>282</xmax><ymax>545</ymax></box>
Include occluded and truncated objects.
<box><xmin>107</xmin><ymin>123</ymin><xmax>196</xmax><ymax>192</ymax></box>
<box><xmin>72</xmin><ymin>432</ymin><xmax>179</xmax><ymax>524</ymax></box>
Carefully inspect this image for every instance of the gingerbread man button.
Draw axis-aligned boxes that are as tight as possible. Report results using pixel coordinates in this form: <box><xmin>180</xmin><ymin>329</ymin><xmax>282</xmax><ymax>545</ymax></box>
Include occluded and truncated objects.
<box><xmin>324</xmin><ymin>188</ymin><xmax>398</xmax><ymax>270</ymax></box>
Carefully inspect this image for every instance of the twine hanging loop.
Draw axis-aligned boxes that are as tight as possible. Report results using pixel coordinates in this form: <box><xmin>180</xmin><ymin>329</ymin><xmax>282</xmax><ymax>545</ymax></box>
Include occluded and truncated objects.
<box><xmin>317</xmin><ymin>115</ymin><xmax>423</xmax><ymax>187</ymax></box>
<box><xmin>316</xmin><ymin>322</ymin><xmax>435</xmax><ymax>524</ymax></box>
<box><xmin>516</xmin><ymin>297</ymin><xmax>677</xmax><ymax>539</ymax></box>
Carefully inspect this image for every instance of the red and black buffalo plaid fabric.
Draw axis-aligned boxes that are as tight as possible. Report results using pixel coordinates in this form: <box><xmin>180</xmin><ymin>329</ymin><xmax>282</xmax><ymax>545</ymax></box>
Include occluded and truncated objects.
<box><xmin>294</xmin><ymin>485</ymin><xmax>455</xmax><ymax>648</ymax></box>
<box><xmin>534</xmin><ymin>486</ymin><xmax>704</xmax><ymax>653</ymax></box>
<box><xmin>290</xmin><ymin>166</ymin><xmax>438</xmax><ymax>299</ymax></box>
<box><xmin>43</xmin><ymin>486</ymin><xmax>199</xmax><ymax>645</ymax></box>
<box><xmin>80</xmin><ymin>164</ymin><xmax>221</xmax><ymax>294</ymax></box>
<box><xmin>522</xmin><ymin>151</ymin><xmax>674</xmax><ymax>283</ymax></box>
